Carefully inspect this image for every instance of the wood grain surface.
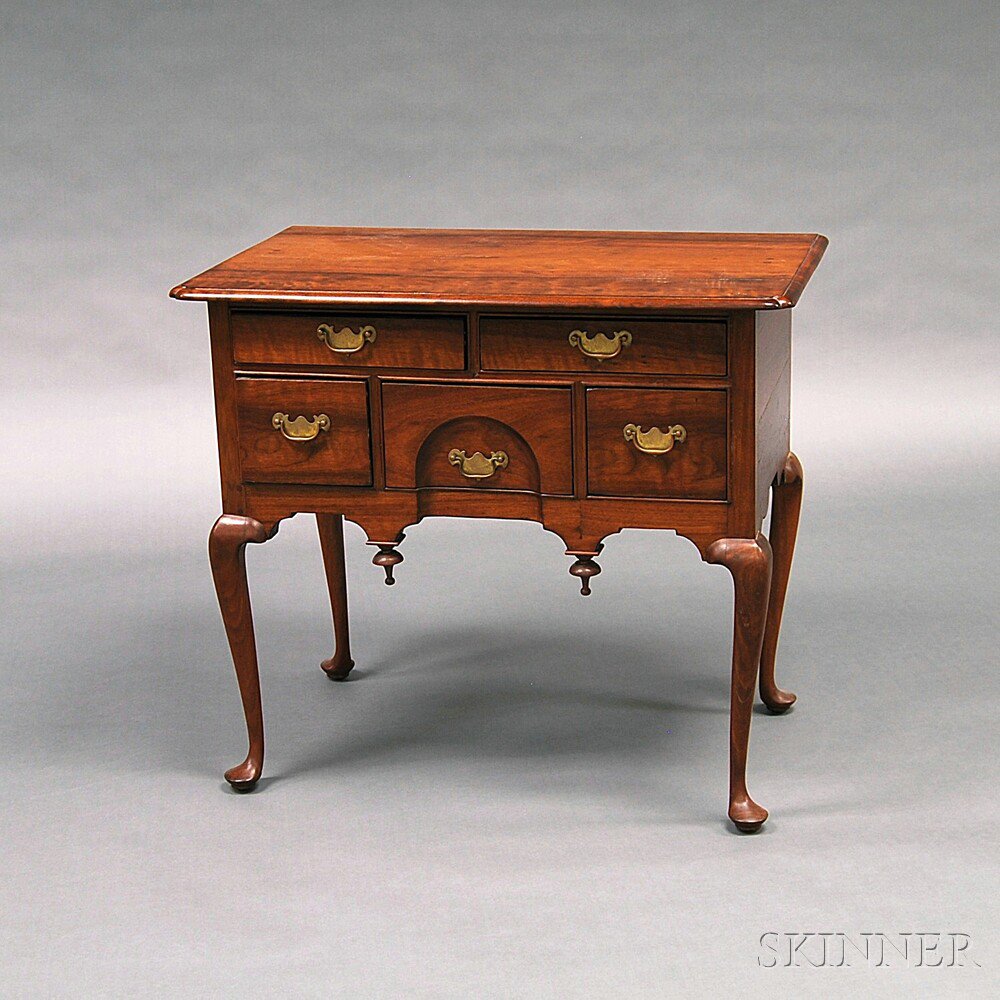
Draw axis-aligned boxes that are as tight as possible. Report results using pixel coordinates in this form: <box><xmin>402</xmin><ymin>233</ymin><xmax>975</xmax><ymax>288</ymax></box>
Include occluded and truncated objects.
<box><xmin>235</xmin><ymin>377</ymin><xmax>372</xmax><ymax>485</ymax></box>
<box><xmin>381</xmin><ymin>382</ymin><xmax>573</xmax><ymax>494</ymax></box>
<box><xmin>585</xmin><ymin>387</ymin><xmax>728</xmax><ymax>499</ymax></box>
<box><xmin>317</xmin><ymin>512</ymin><xmax>355</xmax><ymax>680</ymax></box>
<box><xmin>705</xmin><ymin>534</ymin><xmax>774</xmax><ymax>833</ymax></box>
<box><xmin>480</xmin><ymin>315</ymin><xmax>727</xmax><ymax>376</ymax></box>
<box><xmin>171</xmin><ymin>227</ymin><xmax>827</xmax><ymax>310</ymax></box>
<box><xmin>176</xmin><ymin>227</ymin><xmax>828</xmax><ymax>828</ymax></box>
<box><xmin>759</xmin><ymin>453</ymin><xmax>803</xmax><ymax>715</ymax></box>
<box><xmin>231</xmin><ymin>310</ymin><xmax>467</xmax><ymax>370</ymax></box>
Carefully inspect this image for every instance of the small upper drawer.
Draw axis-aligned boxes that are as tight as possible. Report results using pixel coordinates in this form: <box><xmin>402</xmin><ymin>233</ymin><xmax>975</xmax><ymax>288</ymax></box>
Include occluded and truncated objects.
<box><xmin>235</xmin><ymin>377</ymin><xmax>372</xmax><ymax>485</ymax></box>
<box><xmin>231</xmin><ymin>311</ymin><xmax>467</xmax><ymax>370</ymax></box>
<box><xmin>586</xmin><ymin>387</ymin><xmax>727</xmax><ymax>499</ymax></box>
<box><xmin>480</xmin><ymin>316</ymin><xmax>726</xmax><ymax>376</ymax></box>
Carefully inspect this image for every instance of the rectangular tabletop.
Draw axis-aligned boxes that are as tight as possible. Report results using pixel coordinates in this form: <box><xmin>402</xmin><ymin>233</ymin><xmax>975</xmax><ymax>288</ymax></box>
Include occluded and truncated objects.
<box><xmin>171</xmin><ymin>227</ymin><xmax>827</xmax><ymax>310</ymax></box>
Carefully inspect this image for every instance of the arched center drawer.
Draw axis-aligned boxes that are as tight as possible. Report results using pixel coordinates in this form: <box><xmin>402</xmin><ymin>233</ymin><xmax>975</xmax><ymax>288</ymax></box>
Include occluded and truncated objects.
<box><xmin>381</xmin><ymin>383</ymin><xmax>573</xmax><ymax>495</ymax></box>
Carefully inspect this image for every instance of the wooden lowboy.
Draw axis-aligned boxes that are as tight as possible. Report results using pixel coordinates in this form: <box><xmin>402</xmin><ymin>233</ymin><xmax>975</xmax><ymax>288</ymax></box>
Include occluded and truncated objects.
<box><xmin>172</xmin><ymin>226</ymin><xmax>826</xmax><ymax>831</ymax></box>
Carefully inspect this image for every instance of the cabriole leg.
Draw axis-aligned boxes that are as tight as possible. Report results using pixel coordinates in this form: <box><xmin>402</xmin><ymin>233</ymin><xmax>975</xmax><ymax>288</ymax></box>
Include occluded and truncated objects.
<box><xmin>760</xmin><ymin>453</ymin><xmax>803</xmax><ymax>712</ymax></box>
<box><xmin>706</xmin><ymin>534</ymin><xmax>773</xmax><ymax>832</ymax></box>
<box><xmin>317</xmin><ymin>513</ymin><xmax>355</xmax><ymax>680</ymax></box>
<box><xmin>208</xmin><ymin>514</ymin><xmax>275</xmax><ymax>791</ymax></box>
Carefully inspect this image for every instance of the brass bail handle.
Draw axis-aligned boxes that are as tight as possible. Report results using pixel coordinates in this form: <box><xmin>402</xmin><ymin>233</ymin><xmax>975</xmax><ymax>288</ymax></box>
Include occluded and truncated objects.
<box><xmin>272</xmin><ymin>412</ymin><xmax>331</xmax><ymax>441</ymax></box>
<box><xmin>448</xmin><ymin>449</ymin><xmax>509</xmax><ymax>479</ymax></box>
<box><xmin>317</xmin><ymin>323</ymin><xmax>377</xmax><ymax>354</ymax></box>
<box><xmin>568</xmin><ymin>328</ymin><xmax>632</xmax><ymax>359</ymax></box>
<box><xmin>623</xmin><ymin>423</ymin><xmax>687</xmax><ymax>455</ymax></box>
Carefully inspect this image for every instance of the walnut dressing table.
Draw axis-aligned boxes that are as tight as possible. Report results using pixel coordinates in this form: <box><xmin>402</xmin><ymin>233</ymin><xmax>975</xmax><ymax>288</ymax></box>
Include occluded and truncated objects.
<box><xmin>171</xmin><ymin>227</ymin><xmax>826</xmax><ymax>832</ymax></box>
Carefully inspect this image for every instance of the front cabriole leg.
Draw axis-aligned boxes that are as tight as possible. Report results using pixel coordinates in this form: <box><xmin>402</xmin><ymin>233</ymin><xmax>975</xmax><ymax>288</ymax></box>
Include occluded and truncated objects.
<box><xmin>208</xmin><ymin>514</ymin><xmax>277</xmax><ymax>791</ymax></box>
<box><xmin>706</xmin><ymin>534</ymin><xmax>773</xmax><ymax>832</ymax></box>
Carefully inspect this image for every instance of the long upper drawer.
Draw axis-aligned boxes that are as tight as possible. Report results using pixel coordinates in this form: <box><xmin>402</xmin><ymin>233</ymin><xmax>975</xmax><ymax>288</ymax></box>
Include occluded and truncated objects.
<box><xmin>231</xmin><ymin>311</ymin><xmax>467</xmax><ymax>370</ymax></box>
<box><xmin>479</xmin><ymin>315</ymin><xmax>726</xmax><ymax>376</ymax></box>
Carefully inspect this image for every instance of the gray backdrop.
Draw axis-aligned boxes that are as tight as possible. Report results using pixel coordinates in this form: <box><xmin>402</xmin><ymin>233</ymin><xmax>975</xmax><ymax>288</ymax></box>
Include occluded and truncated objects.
<box><xmin>2</xmin><ymin>1</ymin><xmax>997</xmax><ymax>996</ymax></box>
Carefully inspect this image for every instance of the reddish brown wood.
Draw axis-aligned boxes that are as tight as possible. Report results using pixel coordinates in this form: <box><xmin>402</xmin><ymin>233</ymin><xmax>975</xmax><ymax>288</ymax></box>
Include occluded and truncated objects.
<box><xmin>241</xmin><ymin>483</ymin><xmax>732</xmax><ymax>562</ymax></box>
<box><xmin>585</xmin><ymin>388</ymin><xmax>727</xmax><ymax>499</ymax></box>
<box><xmin>705</xmin><ymin>534</ymin><xmax>773</xmax><ymax>832</ymax></box>
<box><xmin>571</xmin><ymin>381</ymin><xmax>587</xmax><ymax>498</ymax></box>
<box><xmin>567</xmin><ymin>547</ymin><xmax>603</xmax><ymax>595</ymax></box>
<box><xmin>754</xmin><ymin>309</ymin><xmax>791</xmax><ymax>420</ymax></box>
<box><xmin>235</xmin><ymin>378</ymin><xmax>372</xmax><ymax>485</ymax></box>
<box><xmin>231</xmin><ymin>310</ymin><xmax>467</xmax><ymax>370</ymax></box>
<box><xmin>467</xmin><ymin>309</ymin><xmax>482</xmax><ymax>377</ymax></box>
<box><xmin>480</xmin><ymin>316</ymin><xmax>727</xmax><ymax>376</ymax></box>
<box><xmin>171</xmin><ymin>228</ymin><xmax>827</xmax><ymax>311</ymax></box>
<box><xmin>760</xmin><ymin>453</ymin><xmax>803</xmax><ymax>713</ymax></box>
<box><xmin>175</xmin><ymin>228</ymin><xmax>826</xmax><ymax>829</ymax></box>
<box><xmin>370</xmin><ymin>537</ymin><xmax>404</xmax><ymax>585</ymax></box>
<box><xmin>237</xmin><ymin>366</ymin><xmax>735</xmax><ymax>390</ymax></box>
<box><xmin>368</xmin><ymin>374</ymin><xmax>387</xmax><ymax>490</ymax></box>
<box><xmin>207</xmin><ymin>303</ymin><xmax>244</xmax><ymax>513</ymax></box>
<box><xmin>727</xmin><ymin>313</ymin><xmax>759</xmax><ymax>539</ymax></box>
<box><xmin>317</xmin><ymin>513</ymin><xmax>354</xmax><ymax>679</ymax></box>
<box><xmin>381</xmin><ymin>383</ymin><xmax>574</xmax><ymax>495</ymax></box>
<box><xmin>754</xmin><ymin>309</ymin><xmax>792</xmax><ymax>525</ymax></box>
<box><xmin>208</xmin><ymin>514</ymin><xmax>276</xmax><ymax>790</ymax></box>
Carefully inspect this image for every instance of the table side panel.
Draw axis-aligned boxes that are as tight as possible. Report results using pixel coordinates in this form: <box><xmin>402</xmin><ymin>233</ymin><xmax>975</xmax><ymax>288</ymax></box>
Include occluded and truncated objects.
<box><xmin>208</xmin><ymin>302</ymin><xmax>245</xmax><ymax>512</ymax></box>
<box><xmin>754</xmin><ymin>309</ymin><xmax>793</xmax><ymax>525</ymax></box>
<box><xmin>726</xmin><ymin>312</ymin><xmax>760</xmax><ymax>537</ymax></box>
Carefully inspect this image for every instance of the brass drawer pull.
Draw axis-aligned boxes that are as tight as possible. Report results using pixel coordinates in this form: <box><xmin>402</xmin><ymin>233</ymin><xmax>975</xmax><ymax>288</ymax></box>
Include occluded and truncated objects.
<box><xmin>568</xmin><ymin>328</ymin><xmax>632</xmax><ymax>359</ymax></box>
<box><xmin>623</xmin><ymin>423</ymin><xmax>686</xmax><ymax>454</ymax></box>
<box><xmin>448</xmin><ymin>449</ymin><xmax>509</xmax><ymax>479</ymax></box>
<box><xmin>317</xmin><ymin>323</ymin><xmax>377</xmax><ymax>354</ymax></box>
<box><xmin>272</xmin><ymin>412</ymin><xmax>331</xmax><ymax>441</ymax></box>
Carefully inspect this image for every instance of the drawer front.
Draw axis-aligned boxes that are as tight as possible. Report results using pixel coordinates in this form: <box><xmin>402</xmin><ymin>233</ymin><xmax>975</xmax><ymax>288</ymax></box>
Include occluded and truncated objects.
<box><xmin>382</xmin><ymin>384</ymin><xmax>573</xmax><ymax>495</ymax></box>
<box><xmin>231</xmin><ymin>311</ymin><xmax>467</xmax><ymax>370</ymax></box>
<box><xmin>236</xmin><ymin>378</ymin><xmax>372</xmax><ymax>485</ymax></box>
<box><xmin>587</xmin><ymin>388</ymin><xmax>727</xmax><ymax>499</ymax></box>
<box><xmin>480</xmin><ymin>316</ymin><xmax>726</xmax><ymax>376</ymax></box>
